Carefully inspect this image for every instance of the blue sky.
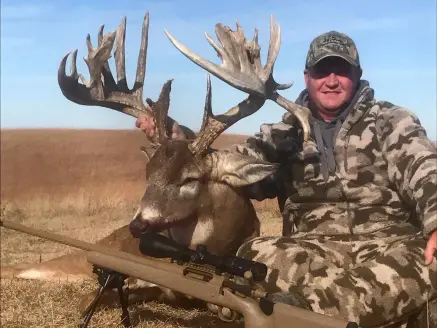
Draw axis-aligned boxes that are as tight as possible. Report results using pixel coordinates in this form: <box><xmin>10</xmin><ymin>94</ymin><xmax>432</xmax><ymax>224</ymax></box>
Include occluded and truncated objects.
<box><xmin>1</xmin><ymin>0</ymin><xmax>436</xmax><ymax>140</ymax></box>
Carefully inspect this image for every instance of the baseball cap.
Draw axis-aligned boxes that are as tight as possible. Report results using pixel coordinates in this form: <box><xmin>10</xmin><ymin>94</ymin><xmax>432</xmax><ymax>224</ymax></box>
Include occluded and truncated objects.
<box><xmin>305</xmin><ymin>31</ymin><xmax>360</xmax><ymax>68</ymax></box>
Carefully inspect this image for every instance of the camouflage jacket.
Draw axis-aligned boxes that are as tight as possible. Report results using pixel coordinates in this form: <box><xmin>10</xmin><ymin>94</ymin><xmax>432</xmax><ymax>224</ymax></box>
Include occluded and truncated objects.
<box><xmin>234</xmin><ymin>80</ymin><xmax>437</xmax><ymax>238</ymax></box>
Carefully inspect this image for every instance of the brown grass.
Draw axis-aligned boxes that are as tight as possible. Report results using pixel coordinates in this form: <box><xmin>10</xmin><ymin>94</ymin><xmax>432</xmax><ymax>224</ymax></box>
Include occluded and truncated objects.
<box><xmin>0</xmin><ymin>129</ymin><xmax>281</xmax><ymax>328</ymax></box>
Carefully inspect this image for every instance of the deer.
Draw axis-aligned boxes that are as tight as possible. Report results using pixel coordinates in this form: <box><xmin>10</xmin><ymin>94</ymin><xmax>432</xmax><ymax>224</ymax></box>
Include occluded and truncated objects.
<box><xmin>1</xmin><ymin>12</ymin><xmax>312</xmax><ymax>317</ymax></box>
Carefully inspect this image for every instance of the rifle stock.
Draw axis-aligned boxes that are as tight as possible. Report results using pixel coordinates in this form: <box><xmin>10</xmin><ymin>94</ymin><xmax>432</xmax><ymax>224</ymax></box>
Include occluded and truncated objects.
<box><xmin>1</xmin><ymin>219</ymin><xmax>353</xmax><ymax>328</ymax></box>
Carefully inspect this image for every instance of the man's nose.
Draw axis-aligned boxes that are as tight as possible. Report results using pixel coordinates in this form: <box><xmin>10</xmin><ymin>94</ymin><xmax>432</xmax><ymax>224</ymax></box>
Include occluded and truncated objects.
<box><xmin>325</xmin><ymin>73</ymin><xmax>339</xmax><ymax>87</ymax></box>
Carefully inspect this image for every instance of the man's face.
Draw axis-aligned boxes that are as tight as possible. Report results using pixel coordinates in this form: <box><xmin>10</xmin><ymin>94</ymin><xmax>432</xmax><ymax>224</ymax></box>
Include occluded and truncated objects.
<box><xmin>304</xmin><ymin>57</ymin><xmax>361</xmax><ymax>113</ymax></box>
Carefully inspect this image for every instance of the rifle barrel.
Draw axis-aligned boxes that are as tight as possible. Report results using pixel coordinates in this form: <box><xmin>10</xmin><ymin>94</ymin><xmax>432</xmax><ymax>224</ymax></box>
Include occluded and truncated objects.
<box><xmin>1</xmin><ymin>219</ymin><xmax>102</xmax><ymax>252</ymax></box>
<box><xmin>0</xmin><ymin>219</ymin><xmax>185</xmax><ymax>273</ymax></box>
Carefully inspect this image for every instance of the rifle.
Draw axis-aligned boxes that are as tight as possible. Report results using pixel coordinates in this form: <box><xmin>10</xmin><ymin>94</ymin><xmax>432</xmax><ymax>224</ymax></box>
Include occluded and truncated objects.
<box><xmin>0</xmin><ymin>219</ymin><xmax>360</xmax><ymax>328</ymax></box>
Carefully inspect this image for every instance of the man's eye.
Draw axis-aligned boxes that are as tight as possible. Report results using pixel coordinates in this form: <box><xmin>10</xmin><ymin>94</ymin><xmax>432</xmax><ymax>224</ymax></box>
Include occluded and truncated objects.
<box><xmin>311</xmin><ymin>59</ymin><xmax>352</xmax><ymax>78</ymax></box>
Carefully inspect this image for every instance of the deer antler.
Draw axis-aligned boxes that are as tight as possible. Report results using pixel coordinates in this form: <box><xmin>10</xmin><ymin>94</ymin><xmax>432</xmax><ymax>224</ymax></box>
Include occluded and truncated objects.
<box><xmin>190</xmin><ymin>74</ymin><xmax>265</xmax><ymax>155</ymax></box>
<box><xmin>165</xmin><ymin>16</ymin><xmax>311</xmax><ymax>146</ymax></box>
<box><xmin>58</xmin><ymin>13</ymin><xmax>171</xmax><ymax>145</ymax></box>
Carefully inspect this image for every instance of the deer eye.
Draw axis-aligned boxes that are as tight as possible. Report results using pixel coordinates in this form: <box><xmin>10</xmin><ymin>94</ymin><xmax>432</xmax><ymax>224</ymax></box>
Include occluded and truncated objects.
<box><xmin>182</xmin><ymin>176</ymin><xmax>199</xmax><ymax>183</ymax></box>
<box><xmin>179</xmin><ymin>180</ymin><xmax>200</xmax><ymax>198</ymax></box>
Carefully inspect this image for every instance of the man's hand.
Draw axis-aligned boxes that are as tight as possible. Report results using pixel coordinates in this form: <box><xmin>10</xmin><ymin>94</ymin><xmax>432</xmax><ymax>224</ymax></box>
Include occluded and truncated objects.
<box><xmin>135</xmin><ymin>108</ymin><xmax>186</xmax><ymax>140</ymax></box>
<box><xmin>425</xmin><ymin>230</ymin><xmax>437</xmax><ymax>265</ymax></box>
<box><xmin>135</xmin><ymin>112</ymin><xmax>156</xmax><ymax>140</ymax></box>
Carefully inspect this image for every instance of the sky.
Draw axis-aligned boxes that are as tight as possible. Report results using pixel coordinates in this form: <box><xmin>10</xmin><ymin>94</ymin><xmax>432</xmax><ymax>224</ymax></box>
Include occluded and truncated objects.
<box><xmin>1</xmin><ymin>0</ymin><xmax>436</xmax><ymax>140</ymax></box>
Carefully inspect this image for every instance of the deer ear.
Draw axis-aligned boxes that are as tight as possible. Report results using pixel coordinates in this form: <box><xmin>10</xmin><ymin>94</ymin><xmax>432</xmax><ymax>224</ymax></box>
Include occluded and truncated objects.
<box><xmin>207</xmin><ymin>152</ymin><xmax>279</xmax><ymax>187</ymax></box>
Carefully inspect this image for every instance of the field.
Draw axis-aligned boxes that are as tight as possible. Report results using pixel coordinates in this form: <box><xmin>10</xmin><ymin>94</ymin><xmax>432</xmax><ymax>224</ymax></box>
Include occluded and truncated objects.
<box><xmin>0</xmin><ymin>128</ymin><xmax>282</xmax><ymax>328</ymax></box>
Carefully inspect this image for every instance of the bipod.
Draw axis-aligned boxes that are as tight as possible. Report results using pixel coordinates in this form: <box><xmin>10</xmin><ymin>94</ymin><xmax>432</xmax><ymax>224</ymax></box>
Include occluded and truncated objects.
<box><xmin>79</xmin><ymin>265</ymin><xmax>131</xmax><ymax>328</ymax></box>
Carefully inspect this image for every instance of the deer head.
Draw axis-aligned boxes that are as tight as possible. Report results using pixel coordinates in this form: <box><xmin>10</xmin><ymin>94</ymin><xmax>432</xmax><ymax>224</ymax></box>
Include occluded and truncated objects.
<box><xmin>129</xmin><ymin>80</ymin><xmax>280</xmax><ymax>237</ymax></box>
<box><xmin>58</xmin><ymin>13</ymin><xmax>305</xmax><ymax>250</ymax></box>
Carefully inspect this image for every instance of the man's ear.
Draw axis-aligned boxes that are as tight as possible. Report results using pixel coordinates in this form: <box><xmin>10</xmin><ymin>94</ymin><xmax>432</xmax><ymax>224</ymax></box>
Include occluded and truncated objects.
<box><xmin>206</xmin><ymin>151</ymin><xmax>279</xmax><ymax>188</ymax></box>
<box><xmin>357</xmin><ymin>66</ymin><xmax>363</xmax><ymax>78</ymax></box>
<box><xmin>304</xmin><ymin>68</ymin><xmax>310</xmax><ymax>89</ymax></box>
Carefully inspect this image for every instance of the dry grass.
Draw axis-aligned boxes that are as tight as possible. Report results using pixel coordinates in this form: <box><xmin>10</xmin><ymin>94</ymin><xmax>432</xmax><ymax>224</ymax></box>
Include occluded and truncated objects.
<box><xmin>0</xmin><ymin>129</ymin><xmax>281</xmax><ymax>328</ymax></box>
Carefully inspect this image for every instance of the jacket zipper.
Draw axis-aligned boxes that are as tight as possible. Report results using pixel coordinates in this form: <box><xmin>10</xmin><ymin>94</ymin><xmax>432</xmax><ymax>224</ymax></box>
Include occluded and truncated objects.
<box><xmin>336</xmin><ymin>134</ymin><xmax>354</xmax><ymax>234</ymax></box>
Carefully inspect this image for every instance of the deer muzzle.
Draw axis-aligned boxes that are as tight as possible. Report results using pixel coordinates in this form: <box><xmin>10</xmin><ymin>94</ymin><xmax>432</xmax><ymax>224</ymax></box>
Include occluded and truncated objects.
<box><xmin>129</xmin><ymin>216</ymin><xmax>150</xmax><ymax>238</ymax></box>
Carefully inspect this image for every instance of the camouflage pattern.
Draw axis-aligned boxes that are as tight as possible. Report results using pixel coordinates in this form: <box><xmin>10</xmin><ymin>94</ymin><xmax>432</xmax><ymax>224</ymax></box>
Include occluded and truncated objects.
<box><xmin>237</xmin><ymin>234</ymin><xmax>437</xmax><ymax>327</ymax></box>
<box><xmin>230</xmin><ymin>81</ymin><xmax>437</xmax><ymax>326</ymax></box>
<box><xmin>305</xmin><ymin>30</ymin><xmax>360</xmax><ymax>68</ymax></box>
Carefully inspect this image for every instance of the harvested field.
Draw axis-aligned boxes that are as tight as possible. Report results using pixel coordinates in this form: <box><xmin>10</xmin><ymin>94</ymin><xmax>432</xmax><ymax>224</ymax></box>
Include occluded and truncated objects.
<box><xmin>1</xmin><ymin>128</ymin><xmax>281</xmax><ymax>328</ymax></box>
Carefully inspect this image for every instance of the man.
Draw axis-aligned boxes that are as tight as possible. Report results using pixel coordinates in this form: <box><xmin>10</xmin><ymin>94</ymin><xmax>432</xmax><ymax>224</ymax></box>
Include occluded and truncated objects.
<box><xmin>136</xmin><ymin>31</ymin><xmax>437</xmax><ymax>327</ymax></box>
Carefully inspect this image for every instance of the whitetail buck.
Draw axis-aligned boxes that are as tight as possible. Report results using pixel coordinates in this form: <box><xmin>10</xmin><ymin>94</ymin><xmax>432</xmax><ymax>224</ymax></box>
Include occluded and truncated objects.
<box><xmin>1</xmin><ymin>12</ymin><xmax>311</xmax><ymax>315</ymax></box>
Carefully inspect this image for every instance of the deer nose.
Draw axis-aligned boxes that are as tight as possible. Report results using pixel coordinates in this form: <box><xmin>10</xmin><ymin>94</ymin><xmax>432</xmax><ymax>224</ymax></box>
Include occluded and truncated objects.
<box><xmin>129</xmin><ymin>213</ymin><xmax>149</xmax><ymax>238</ymax></box>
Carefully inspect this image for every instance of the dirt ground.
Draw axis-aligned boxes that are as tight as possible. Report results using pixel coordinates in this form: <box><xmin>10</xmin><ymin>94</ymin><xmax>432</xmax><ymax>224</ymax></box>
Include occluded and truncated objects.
<box><xmin>0</xmin><ymin>129</ymin><xmax>281</xmax><ymax>328</ymax></box>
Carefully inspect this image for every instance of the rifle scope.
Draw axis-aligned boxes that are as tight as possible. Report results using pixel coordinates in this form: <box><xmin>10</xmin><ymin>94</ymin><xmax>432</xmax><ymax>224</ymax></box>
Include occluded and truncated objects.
<box><xmin>139</xmin><ymin>232</ymin><xmax>267</xmax><ymax>282</ymax></box>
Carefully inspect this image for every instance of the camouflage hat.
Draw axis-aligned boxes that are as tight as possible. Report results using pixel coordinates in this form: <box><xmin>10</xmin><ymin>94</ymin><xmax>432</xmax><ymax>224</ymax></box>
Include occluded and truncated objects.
<box><xmin>305</xmin><ymin>31</ymin><xmax>360</xmax><ymax>68</ymax></box>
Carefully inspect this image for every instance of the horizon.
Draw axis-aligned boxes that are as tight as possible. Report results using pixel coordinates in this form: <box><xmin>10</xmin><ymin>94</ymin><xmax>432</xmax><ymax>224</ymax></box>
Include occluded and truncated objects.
<box><xmin>1</xmin><ymin>1</ymin><xmax>436</xmax><ymax>140</ymax></box>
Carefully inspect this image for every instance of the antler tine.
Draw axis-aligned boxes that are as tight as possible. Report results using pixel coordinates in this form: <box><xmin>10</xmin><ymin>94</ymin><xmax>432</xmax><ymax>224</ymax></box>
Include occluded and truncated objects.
<box><xmin>199</xmin><ymin>74</ymin><xmax>213</xmax><ymax>133</ymax></box>
<box><xmin>153</xmin><ymin>79</ymin><xmax>173</xmax><ymax>144</ymax></box>
<box><xmin>134</xmin><ymin>13</ymin><xmax>149</xmax><ymax>98</ymax></box>
<box><xmin>97</xmin><ymin>25</ymin><xmax>117</xmax><ymax>91</ymax></box>
<box><xmin>262</xmin><ymin>15</ymin><xmax>280</xmax><ymax>83</ymax></box>
<box><xmin>58</xmin><ymin>12</ymin><xmax>162</xmax><ymax>120</ymax></box>
<box><xmin>165</xmin><ymin>16</ymin><xmax>312</xmax><ymax>142</ymax></box>
<box><xmin>189</xmin><ymin>74</ymin><xmax>265</xmax><ymax>156</ymax></box>
<box><xmin>114</xmin><ymin>17</ymin><xmax>128</xmax><ymax>90</ymax></box>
